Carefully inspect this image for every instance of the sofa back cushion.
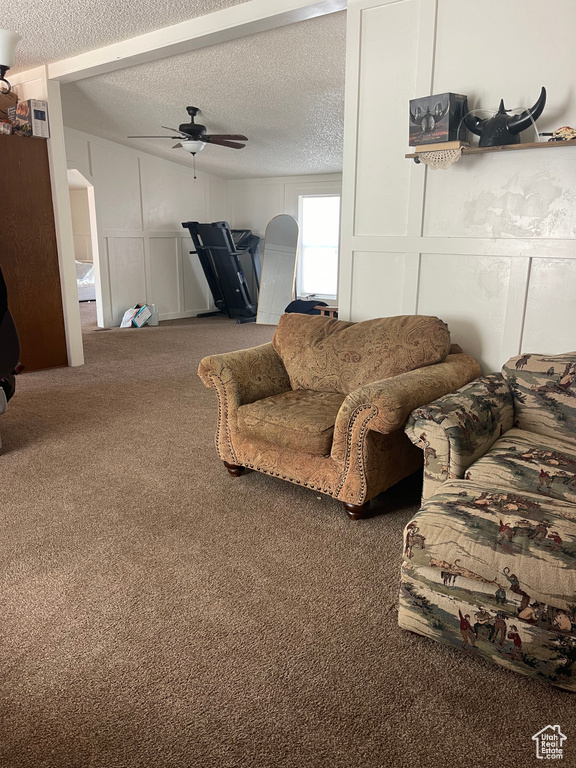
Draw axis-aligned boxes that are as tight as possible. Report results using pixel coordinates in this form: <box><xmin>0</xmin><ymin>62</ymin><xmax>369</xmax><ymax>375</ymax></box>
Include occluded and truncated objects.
<box><xmin>502</xmin><ymin>352</ymin><xmax>576</xmax><ymax>445</ymax></box>
<box><xmin>272</xmin><ymin>313</ymin><xmax>451</xmax><ymax>394</ymax></box>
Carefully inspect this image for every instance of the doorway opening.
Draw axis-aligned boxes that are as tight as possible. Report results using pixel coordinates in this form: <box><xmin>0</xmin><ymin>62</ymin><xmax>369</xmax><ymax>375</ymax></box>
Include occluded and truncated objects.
<box><xmin>297</xmin><ymin>194</ymin><xmax>341</xmax><ymax>301</ymax></box>
<box><xmin>67</xmin><ymin>169</ymin><xmax>101</xmax><ymax>331</ymax></box>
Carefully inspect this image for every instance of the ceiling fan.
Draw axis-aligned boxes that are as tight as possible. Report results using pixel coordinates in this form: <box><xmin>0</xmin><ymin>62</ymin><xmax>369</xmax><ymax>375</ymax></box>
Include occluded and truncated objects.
<box><xmin>128</xmin><ymin>106</ymin><xmax>248</xmax><ymax>155</ymax></box>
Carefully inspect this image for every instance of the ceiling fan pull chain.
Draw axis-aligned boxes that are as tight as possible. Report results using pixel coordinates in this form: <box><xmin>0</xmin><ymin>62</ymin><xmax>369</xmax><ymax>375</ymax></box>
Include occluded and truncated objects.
<box><xmin>193</xmin><ymin>153</ymin><xmax>197</xmax><ymax>180</ymax></box>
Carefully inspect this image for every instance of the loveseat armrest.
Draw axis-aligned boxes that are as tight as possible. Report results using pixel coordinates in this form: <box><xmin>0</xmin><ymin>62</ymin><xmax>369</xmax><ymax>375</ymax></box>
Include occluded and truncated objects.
<box><xmin>331</xmin><ymin>352</ymin><xmax>481</xmax><ymax>461</ymax></box>
<box><xmin>198</xmin><ymin>342</ymin><xmax>291</xmax><ymax>409</ymax></box>
<box><xmin>405</xmin><ymin>373</ymin><xmax>514</xmax><ymax>501</ymax></box>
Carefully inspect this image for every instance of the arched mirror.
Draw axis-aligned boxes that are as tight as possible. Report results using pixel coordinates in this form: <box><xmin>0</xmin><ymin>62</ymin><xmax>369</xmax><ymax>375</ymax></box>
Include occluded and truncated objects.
<box><xmin>256</xmin><ymin>214</ymin><xmax>299</xmax><ymax>325</ymax></box>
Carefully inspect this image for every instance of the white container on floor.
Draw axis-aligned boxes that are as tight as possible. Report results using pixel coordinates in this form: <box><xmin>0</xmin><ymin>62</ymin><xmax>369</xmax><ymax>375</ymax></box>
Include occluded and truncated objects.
<box><xmin>148</xmin><ymin>304</ymin><xmax>159</xmax><ymax>326</ymax></box>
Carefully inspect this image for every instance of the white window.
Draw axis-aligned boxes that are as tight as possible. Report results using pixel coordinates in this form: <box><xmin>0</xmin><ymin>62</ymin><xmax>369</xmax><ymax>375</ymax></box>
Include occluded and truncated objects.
<box><xmin>297</xmin><ymin>194</ymin><xmax>340</xmax><ymax>300</ymax></box>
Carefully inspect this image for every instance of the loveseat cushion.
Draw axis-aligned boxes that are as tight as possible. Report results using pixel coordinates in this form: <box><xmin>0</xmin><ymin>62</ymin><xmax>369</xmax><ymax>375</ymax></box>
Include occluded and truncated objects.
<box><xmin>399</xmin><ymin>479</ymin><xmax>576</xmax><ymax>689</ymax></box>
<box><xmin>465</xmin><ymin>428</ymin><xmax>576</xmax><ymax>505</ymax></box>
<box><xmin>402</xmin><ymin>478</ymin><xmax>576</xmax><ymax>611</ymax></box>
<box><xmin>272</xmin><ymin>313</ymin><xmax>451</xmax><ymax>394</ymax></box>
<box><xmin>237</xmin><ymin>389</ymin><xmax>346</xmax><ymax>456</ymax></box>
<box><xmin>503</xmin><ymin>352</ymin><xmax>576</xmax><ymax>446</ymax></box>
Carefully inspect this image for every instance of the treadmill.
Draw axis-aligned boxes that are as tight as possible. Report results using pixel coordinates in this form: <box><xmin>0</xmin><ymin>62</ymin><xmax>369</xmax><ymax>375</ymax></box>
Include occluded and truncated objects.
<box><xmin>182</xmin><ymin>221</ymin><xmax>260</xmax><ymax>323</ymax></box>
<box><xmin>231</xmin><ymin>228</ymin><xmax>261</xmax><ymax>301</ymax></box>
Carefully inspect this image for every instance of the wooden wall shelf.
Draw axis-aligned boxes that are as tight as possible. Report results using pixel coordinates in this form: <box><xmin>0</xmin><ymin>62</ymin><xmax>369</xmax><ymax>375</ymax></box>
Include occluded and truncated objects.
<box><xmin>406</xmin><ymin>139</ymin><xmax>576</xmax><ymax>160</ymax></box>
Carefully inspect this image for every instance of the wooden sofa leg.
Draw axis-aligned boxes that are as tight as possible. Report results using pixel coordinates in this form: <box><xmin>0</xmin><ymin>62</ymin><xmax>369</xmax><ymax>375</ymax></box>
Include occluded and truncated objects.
<box><xmin>223</xmin><ymin>461</ymin><xmax>245</xmax><ymax>477</ymax></box>
<box><xmin>343</xmin><ymin>501</ymin><xmax>370</xmax><ymax>520</ymax></box>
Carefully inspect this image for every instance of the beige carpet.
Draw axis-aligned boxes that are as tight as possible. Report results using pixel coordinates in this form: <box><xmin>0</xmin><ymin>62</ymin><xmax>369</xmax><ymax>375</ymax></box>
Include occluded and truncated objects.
<box><xmin>1</xmin><ymin>314</ymin><xmax>573</xmax><ymax>768</ymax></box>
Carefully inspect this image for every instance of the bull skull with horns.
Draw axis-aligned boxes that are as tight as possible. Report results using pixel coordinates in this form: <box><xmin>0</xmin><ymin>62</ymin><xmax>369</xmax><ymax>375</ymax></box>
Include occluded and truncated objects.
<box><xmin>463</xmin><ymin>87</ymin><xmax>546</xmax><ymax>147</ymax></box>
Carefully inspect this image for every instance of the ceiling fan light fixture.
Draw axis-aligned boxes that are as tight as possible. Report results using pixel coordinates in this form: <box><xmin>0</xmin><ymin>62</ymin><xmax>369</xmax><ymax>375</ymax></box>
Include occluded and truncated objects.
<box><xmin>181</xmin><ymin>140</ymin><xmax>205</xmax><ymax>154</ymax></box>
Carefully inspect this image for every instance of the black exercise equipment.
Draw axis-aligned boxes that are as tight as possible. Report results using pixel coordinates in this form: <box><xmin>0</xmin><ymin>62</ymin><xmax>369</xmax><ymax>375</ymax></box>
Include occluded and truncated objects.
<box><xmin>182</xmin><ymin>221</ymin><xmax>260</xmax><ymax>323</ymax></box>
<box><xmin>231</xmin><ymin>228</ymin><xmax>261</xmax><ymax>301</ymax></box>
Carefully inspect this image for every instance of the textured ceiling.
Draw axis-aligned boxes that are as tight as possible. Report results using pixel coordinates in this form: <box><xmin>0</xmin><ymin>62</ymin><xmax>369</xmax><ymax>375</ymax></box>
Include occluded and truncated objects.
<box><xmin>60</xmin><ymin>13</ymin><xmax>346</xmax><ymax>178</ymax></box>
<box><xmin>5</xmin><ymin>2</ymin><xmax>346</xmax><ymax>179</ymax></box>
<box><xmin>5</xmin><ymin>1</ymin><xmax>248</xmax><ymax>71</ymax></box>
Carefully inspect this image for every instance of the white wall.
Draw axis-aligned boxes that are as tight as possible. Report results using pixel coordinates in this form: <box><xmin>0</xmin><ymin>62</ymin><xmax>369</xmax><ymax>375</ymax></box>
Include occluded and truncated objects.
<box><xmin>69</xmin><ymin>188</ymin><xmax>92</xmax><ymax>262</ymax></box>
<box><xmin>228</xmin><ymin>174</ymin><xmax>342</xmax><ymax>237</ymax></box>
<box><xmin>63</xmin><ymin>132</ymin><xmax>343</xmax><ymax>327</ymax></box>
<box><xmin>341</xmin><ymin>0</ymin><xmax>576</xmax><ymax>372</ymax></box>
<box><xmin>229</xmin><ymin>174</ymin><xmax>342</xmax><ymax>303</ymax></box>
<box><xmin>64</xmin><ymin>128</ymin><xmax>231</xmax><ymax>327</ymax></box>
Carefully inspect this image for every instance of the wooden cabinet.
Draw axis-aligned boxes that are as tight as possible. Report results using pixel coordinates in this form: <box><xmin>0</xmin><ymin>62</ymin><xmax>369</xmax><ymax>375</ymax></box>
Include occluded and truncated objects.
<box><xmin>0</xmin><ymin>134</ymin><xmax>68</xmax><ymax>371</ymax></box>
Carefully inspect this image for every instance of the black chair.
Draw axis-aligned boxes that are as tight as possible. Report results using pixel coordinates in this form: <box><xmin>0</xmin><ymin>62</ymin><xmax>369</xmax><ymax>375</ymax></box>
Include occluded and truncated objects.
<box><xmin>0</xmin><ymin>265</ymin><xmax>20</xmax><ymax>402</ymax></box>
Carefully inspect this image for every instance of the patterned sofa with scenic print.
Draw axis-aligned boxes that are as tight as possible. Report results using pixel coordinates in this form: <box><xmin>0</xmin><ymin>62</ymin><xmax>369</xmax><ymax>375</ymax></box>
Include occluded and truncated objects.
<box><xmin>400</xmin><ymin>352</ymin><xmax>576</xmax><ymax>690</ymax></box>
<box><xmin>198</xmin><ymin>313</ymin><xmax>480</xmax><ymax>519</ymax></box>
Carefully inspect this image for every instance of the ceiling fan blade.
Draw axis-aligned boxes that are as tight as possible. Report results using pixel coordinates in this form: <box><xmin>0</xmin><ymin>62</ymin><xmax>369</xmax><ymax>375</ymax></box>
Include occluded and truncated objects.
<box><xmin>127</xmin><ymin>135</ymin><xmax>184</xmax><ymax>139</ymax></box>
<box><xmin>204</xmin><ymin>138</ymin><xmax>246</xmax><ymax>149</ymax></box>
<box><xmin>172</xmin><ymin>143</ymin><xmax>183</xmax><ymax>149</ymax></box>
<box><xmin>204</xmin><ymin>134</ymin><xmax>248</xmax><ymax>142</ymax></box>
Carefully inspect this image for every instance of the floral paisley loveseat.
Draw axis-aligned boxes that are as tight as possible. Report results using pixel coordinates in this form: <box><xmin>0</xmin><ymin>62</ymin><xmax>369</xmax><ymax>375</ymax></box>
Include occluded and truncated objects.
<box><xmin>400</xmin><ymin>352</ymin><xmax>576</xmax><ymax>690</ymax></box>
<box><xmin>198</xmin><ymin>313</ymin><xmax>480</xmax><ymax>519</ymax></box>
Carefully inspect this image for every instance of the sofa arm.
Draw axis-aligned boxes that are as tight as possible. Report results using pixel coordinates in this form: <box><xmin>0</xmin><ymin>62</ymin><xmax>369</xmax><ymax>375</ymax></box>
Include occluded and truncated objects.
<box><xmin>331</xmin><ymin>352</ymin><xmax>481</xmax><ymax>461</ymax></box>
<box><xmin>198</xmin><ymin>342</ymin><xmax>292</xmax><ymax>465</ymax></box>
<box><xmin>198</xmin><ymin>342</ymin><xmax>291</xmax><ymax>409</ymax></box>
<box><xmin>405</xmin><ymin>373</ymin><xmax>515</xmax><ymax>500</ymax></box>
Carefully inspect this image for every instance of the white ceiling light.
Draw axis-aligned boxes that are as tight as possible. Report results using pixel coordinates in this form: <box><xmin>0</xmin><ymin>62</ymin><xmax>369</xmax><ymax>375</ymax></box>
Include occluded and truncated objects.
<box><xmin>177</xmin><ymin>139</ymin><xmax>206</xmax><ymax>181</ymax></box>
<box><xmin>180</xmin><ymin>140</ymin><xmax>205</xmax><ymax>154</ymax></box>
<box><xmin>0</xmin><ymin>29</ymin><xmax>22</xmax><ymax>92</ymax></box>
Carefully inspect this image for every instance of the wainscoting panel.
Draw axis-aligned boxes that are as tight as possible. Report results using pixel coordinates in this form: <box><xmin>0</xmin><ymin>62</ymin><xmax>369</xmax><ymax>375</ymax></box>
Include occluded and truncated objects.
<box><xmin>182</xmin><ymin>236</ymin><xmax>212</xmax><ymax>313</ymax></box>
<box><xmin>353</xmin><ymin>0</ymin><xmax>419</xmax><ymax>237</ymax></box>
<box><xmin>65</xmin><ymin>129</ymin><xmax>230</xmax><ymax>327</ymax></box>
<box><xmin>149</xmin><ymin>237</ymin><xmax>181</xmax><ymax>315</ymax></box>
<box><xmin>90</xmin><ymin>143</ymin><xmax>143</xmax><ymax>232</ymax></box>
<box><xmin>209</xmin><ymin>180</ymin><xmax>231</xmax><ymax>224</ymax></box>
<box><xmin>350</xmin><ymin>251</ymin><xmax>405</xmax><ymax>320</ymax></box>
<box><xmin>229</xmin><ymin>181</ymin><xmax>284</xmax><ymax>237</ymax></box>
<box><xmin>418</xmin><ymin>253</ymin><xmax>512</xmax><ymax>371</ymax></box>
<box><xmin>140</xmin><ymin>156</ymin><xmax>207</xmax><ymax>231</ymax></box>
<box><xmin>73</xmin><ymin>234</ymin><xmax>92</xmax><ymax>262</ymax></box>
<box><xmin>107</xmin><ymin>237</ymin><xmax>147</xmax><ymax>325</ymax></box>
<box><xmin>423</xmin><ymin>152</ymin><xmax>576</xmax><ymax>240</ymax></box>
<box><xmin>522</xmin><ymin>258</ymin><xmax>576</xmax><ymax>355</ymax></box>
<box><xmin>341</xmin><ymin>0</ymin><xmax>576</xmax><ymax>372</ymax></box>
<box><xmin>63</xmin><ymin>132</ymin><xmax>91</xmax><ymax>179</ymax></box>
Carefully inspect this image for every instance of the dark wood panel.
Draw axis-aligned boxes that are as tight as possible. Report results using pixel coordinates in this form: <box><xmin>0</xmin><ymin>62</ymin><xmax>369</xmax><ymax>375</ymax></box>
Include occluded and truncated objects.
<box><xmin>0</xmin><ymin>134</ymin><xmax>68</xmax><ymax>371</ymax></box>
